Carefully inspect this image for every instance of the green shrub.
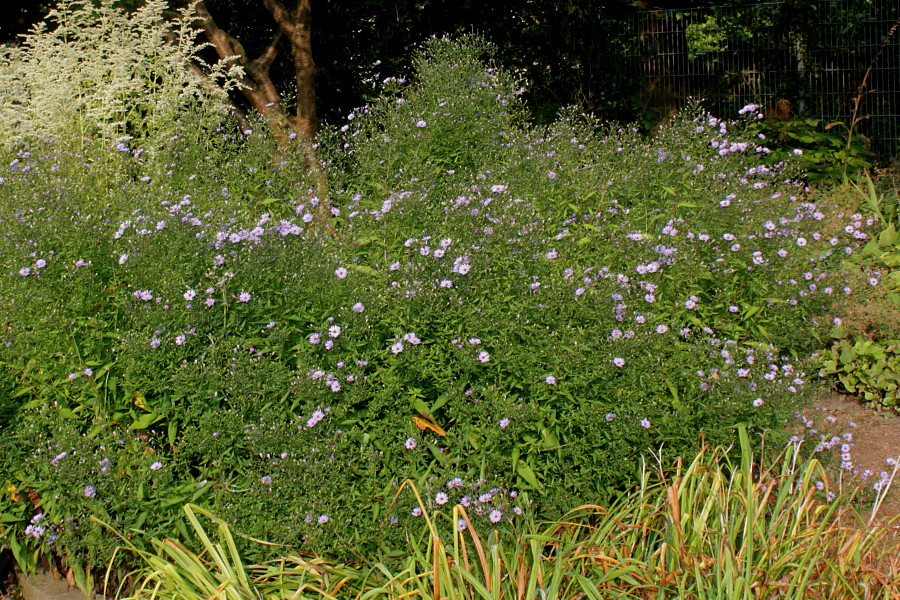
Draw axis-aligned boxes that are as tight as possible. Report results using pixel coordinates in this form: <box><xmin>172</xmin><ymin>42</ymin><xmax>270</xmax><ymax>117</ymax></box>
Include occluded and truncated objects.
<box><xmin>815</xmin><ymin>175</ymin><xmax>900</xmax><ymax>409</ymax></box>
<box><xmin>0</xmin><ymin>36</ymin><xmax>870</xmax><ymax>567</ymax></box>
<box><xmin>744</xmin><ymin>115</ymin><xmax>875</xmax><ymax>182</ymax></box>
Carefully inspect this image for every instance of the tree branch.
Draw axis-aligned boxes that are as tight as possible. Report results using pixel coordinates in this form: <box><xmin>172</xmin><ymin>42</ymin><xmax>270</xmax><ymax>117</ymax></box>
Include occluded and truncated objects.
<box><xmin>252</xmin><ymin>30</ymin><xmax>283</xmax><ymax>74</ymax></box>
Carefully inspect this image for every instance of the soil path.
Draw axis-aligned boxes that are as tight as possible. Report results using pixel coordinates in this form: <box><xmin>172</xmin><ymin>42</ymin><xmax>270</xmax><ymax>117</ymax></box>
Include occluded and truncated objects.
<box><xmin>797</xmin><ymin>390</ymin><xmax>900</xmax><ymax>523</ymax></box>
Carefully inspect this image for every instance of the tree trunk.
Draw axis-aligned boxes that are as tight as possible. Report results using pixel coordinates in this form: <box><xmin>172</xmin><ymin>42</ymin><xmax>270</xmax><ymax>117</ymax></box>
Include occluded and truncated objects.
<box><xmin>194</xmin><ymin>0</ymin><xmax>326</xmax><ymax>194</ymax></box>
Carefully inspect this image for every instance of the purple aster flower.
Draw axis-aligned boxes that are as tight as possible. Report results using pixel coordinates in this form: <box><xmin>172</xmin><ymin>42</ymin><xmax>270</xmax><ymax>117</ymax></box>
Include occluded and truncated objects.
<box><xmin>405</xmin><ymin>437</ymin><xmax>417</xmax><ymax>449</ymax></box>
<box><xmin>149</xmin><ymin>461</ymin><xmax>163</xmax><ymax>471</ymax></box>
<box><xmin>435</xmin><ymin>492</ymin><xmax>449</xmax><ymax>505</ymax></box>
<box><xmin>489</xmin><ymin>509</ymin><xmax>502</xmax><ymax>523</ymax></box>
<box><xmin>238</xmin><ymin>291</ymin><xmax>251</xmax><ymax>302</ymax></box>
<box><xmin>318</xmin><ymin>515</ymin><xmax>329</xmax><ymax>524</ymax></box>
<box><xmin>335</xmin><ymin>267</ymin><xmax>348</xmax><ymax>278</ymax></box>
<box><xmin>640</xmin><ymin>418</ymin><xmax>651</xmax><ymax>428</ymax></box>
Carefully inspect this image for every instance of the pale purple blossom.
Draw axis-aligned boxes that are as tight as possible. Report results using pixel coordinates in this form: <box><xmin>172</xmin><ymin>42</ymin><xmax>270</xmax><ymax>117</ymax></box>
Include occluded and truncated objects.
<box><xmin>335</xmin><ymin>267</ymin><xmax>348</xmax><ymax>278</ymax></box>
<box><xmin>405</xmin><ymin>437</ymin><xmax>417</xmax><ymax>449</ymax></box>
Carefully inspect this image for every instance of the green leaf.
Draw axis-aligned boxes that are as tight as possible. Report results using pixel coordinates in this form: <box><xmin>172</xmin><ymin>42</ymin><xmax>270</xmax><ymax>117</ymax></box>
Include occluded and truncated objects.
<box><xmin>349</xmin><ymin>265</ymin><xmax>380</xmax><ymax>276</ymax></box>
<box><xmin>517</xmin><ymin>463</ymin><xmax>541</xmax><ymax>489</ymax></box>
<box><xmin>879</xmin><ymin>224</ymin><xmax>900</xmax><ymax>248</ymax></box>
<box><xmin>0</xmin><ymin>512</ymin><xmax>24</xmax><ymax>523</ymax></box>
<box><xmin>430</xmin><ymin>393</ymin><xmax>451</xmax><ymax>413</ymax></box>
<box><xmin>130</xmin><ymin>412</ymin><xmax>162</xmax><ymax>430</ymax></box>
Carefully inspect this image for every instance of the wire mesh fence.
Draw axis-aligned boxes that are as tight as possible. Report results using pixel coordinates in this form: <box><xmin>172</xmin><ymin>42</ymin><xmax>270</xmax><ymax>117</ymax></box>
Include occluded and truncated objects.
<box><xmin>626</xmin><ymin>1</ymin><xmax>900</xmax><ymax>158</ymax></box>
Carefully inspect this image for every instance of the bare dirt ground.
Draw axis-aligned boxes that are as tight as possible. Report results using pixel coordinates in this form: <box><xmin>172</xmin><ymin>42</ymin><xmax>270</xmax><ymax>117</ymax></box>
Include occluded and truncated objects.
<box><xmin>797</xmin><ymin>390</ymin><xmax>900</xmax><ymax>525</ymax></box>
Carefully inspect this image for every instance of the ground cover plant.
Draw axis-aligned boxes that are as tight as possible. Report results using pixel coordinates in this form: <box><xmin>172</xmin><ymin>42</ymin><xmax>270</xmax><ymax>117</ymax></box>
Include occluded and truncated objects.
<box><xmin>112</xmin><ymin>429</ymin><xmax>900</xmax><ymax>600</ymax></box>
<box><xmin>0</xmin><ymin>27</ymin><xmax>883</xmax><ymax>580</ymax></box>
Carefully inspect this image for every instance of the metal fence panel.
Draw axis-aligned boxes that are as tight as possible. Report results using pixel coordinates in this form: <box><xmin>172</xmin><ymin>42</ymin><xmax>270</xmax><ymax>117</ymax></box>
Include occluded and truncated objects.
<box><xmin>627</xmin><ymin>1</ymin><xmax>899</xmax><ymax>157</ymax></box>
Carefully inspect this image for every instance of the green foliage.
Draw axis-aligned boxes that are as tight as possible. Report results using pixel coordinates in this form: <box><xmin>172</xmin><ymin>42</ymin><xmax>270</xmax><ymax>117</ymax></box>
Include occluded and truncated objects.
<box><xmin>815</xmin><ymin>175</ymin><xmax>900</xmax><ymax>410</ymax></box>
<box><xmin>117</xmin><ymin>432</ymin><xmax>900</xmax><ymax>600</ymax></box>
<box><xmin>745</xmin><ymin>116</ymin><xmax>875</xmax><ymax>182</ymax></box>
<box><xmin>818</xmin><ymin>338</ymin><xmax>900</xmax><ymax>408</ymax></box>
<box><xmin>0</xmin><ymin>36</ymin><xmax>870</xmax><ymax>572</ymax></box>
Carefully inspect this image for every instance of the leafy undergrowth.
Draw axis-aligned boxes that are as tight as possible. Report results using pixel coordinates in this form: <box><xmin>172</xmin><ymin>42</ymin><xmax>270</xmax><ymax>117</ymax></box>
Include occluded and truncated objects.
<box><xmin>109</xmin><ymin>429</ymin><xmax>900</xmax><ymax>600</ymax></box>
<box><xmin>0</xmin><ymin>33</ymin><xmax>888</xmax><ymax>579</ymax></box>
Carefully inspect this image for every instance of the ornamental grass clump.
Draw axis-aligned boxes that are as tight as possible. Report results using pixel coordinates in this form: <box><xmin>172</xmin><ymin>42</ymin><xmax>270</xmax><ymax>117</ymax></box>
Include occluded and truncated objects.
<box><xmin>114</xmin><ymin>431</ymin><xmax>900</xmax><ymax>600</ymax></box>
<box><xmin>0</xmin><ymin>35</ymin><xmax>878</xmax><ymax>568</ymax></box>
